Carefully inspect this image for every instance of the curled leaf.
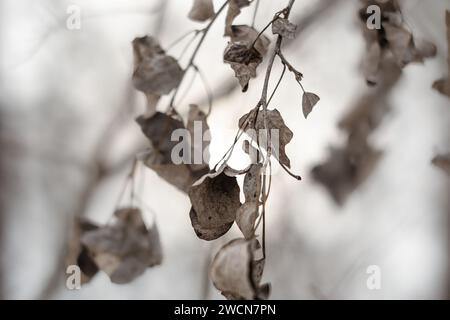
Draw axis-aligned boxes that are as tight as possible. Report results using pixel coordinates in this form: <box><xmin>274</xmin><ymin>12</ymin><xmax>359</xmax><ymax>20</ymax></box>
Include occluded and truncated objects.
<box><xmin>224</xmin><ymin>0</ymin><xmax>251</xmax><ymax>36</ymax></box>
<box><xmin>210</xmin><ymin>239</ymin><xmax>269</xmax><ymax>300</ymax></box>
<box><xmin>272</xmin><ymin>18</ymin><xmax>297</xmax><ymax>39</ymax></box>
<box><xmin>229</xmin><ymin>25</ymin><xmax>270</xmax><ymax>56</ymax></box>
<box><xmin>432</xmin><ymin>11</ymin><xmax>450</xmax><ymax>98</ymax></box>
<box><xmin>224</xmin><ymin>42</ymin><xmax>263</xmax><ymax>92</ymax></box>
<box><xmin>188</xmin><ymin>0</ymin><xmax>215</xmax><ymax>22</ymax></box>
<box><xmin>302</xmin><ymin>92</ymin><xmax>320</xmax><ymax>119</ymax></box>
<box><xmin>81</xmin><ymin>208</ymin><xmax>162</xmax><ymax>284</ymax></box>
<box><xmin>239</xmin><ymin>108</ymin><xmax>294</xmax><ymax>168</ymax></box>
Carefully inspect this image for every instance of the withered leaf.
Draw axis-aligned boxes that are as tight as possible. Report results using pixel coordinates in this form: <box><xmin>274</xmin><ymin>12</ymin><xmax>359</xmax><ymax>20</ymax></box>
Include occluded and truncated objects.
<box><xmin>225</xmin><ymin>0</ymin><xmax>251</xmax><ymax>36</ymax></box>
<box><xmin>189</xmin><ymin>170</ymin><xmax>241</xmax><ymax>229</ymax></box>
<box><xmin>432</xmin><ymin>153</ymin><xmax>450</xmax><ymax>176</ymax></box>
<box><xmin>188</xmin><ymin>0</ymin><xmax>215</xmax><ymax>22</ymax></box>
<box><xmin>224</xmin><ymin>42</ymin><xmax>263</xmax><ymax>92</ymax></box>
<box><xmin>383</xmin><ymin>23</ymin><xmax>413</xmax><ymax>67</ymax></box>
<box><xmin>141</xmin><ymin>148</ymin><xmax>202</xmax><ymax>193</ymax></box>
<box><xmin>137</xmin><ymin>112</ymin><xmax>185</xmax><ymax>163</ymax></box>
<box><xmin>210</xmin><ymin>239</ymin><xmax>269</xmax><ymax>300</ymax></box>
<box><xmin>236</xmin><ymin>201</ymin><xmax>259</xmax><ymax>240</ymax></box>
<box><xmin>229</xmin><ymin>25</ymin><xmax>270</xmax><ymax>56</ymax></box>
<box><xmin>243</xmin><ymin>164</ymin><xmax>262</xmax><ymax>202</ymax></box>
<box><xmin>302</xmin><ymin>92</ymin><xmax>320</xmax><ymax>119</ymax></box>
<box><xmin>272</xmin><ymin>18</ymin><xmax>297</xmax><ymax>39</ymax></box>
<box><xmin>132</xmin><ymin>36</ymin><xmax>183</xmax><ymax>96</ymax></box>
<box><xmin>189</xmin><ymin>207</ymin><xmax>234</xmax><ymax>241</ymax></box>
<box><xmin>81</xmin><ymin>208</ymin><xmax>162</xmax><ymax>284</ymax></box>
<box><xmin>239</xmin><ymin>109</ymin><xmax>294</xmax><ymax>168</ymax></box>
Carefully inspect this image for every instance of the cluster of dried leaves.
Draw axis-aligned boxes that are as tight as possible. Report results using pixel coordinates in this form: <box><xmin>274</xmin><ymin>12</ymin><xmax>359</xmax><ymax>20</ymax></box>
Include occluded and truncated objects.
<box><xmin>313</xmin><ymin>0</ymin><xmax>437</xmax><ymax>205</ymax></box>
<box><xmin>360</xmin><ymin>0</ymin><xmax>436</xmax><ymax>86</ymax></box>
<box><xmin>66</xmin><ymin>208</ymin><xmax>162</xmax><ymax>284</ymax></box>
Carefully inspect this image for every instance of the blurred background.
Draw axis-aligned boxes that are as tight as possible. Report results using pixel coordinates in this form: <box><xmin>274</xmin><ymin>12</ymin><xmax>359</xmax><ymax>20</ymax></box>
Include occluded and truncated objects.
<box><xmin>0</xmin><ymin>0</ymin><xmax>449</xmax><ymax>299</ymax></box>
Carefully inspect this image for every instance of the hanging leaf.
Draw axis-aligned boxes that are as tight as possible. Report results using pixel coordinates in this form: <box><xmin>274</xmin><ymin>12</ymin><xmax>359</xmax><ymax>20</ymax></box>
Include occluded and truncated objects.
<box><xmin>189</xmin><ymin>207</ymin><xmax>234</xmax><ymax>241</ymax></box>
<box><xmin>229</xmin><ymin>25</ymin><xmax>270</xmax><ymax>56</ymax></box>
<box><xmin>132</xmin><ymin>36</ymin><xmax>183</xmax><ymax>96</ymax></box>
<box><xmin>302</xmin><ymin>92</ymin><xmax>320</xmax><ymax>119</ymax></box>
<box><xmin>188</xmin><ymin>0</ymin><xmax>215</xmax><ymax>22</ymax></box>
<box><xmin>210</xmin><ymin>239</ymin><xmax>270</xmax><ymax>300</ymax></box>
<box><xmin>272</xmin><ymin>18</ymin><xmax>297</xmax><ymax>39</ymax></box>
<box><xmin>224</xmin><ymin>42</ymin><xmax>263</xmax><ymax>92</ymax></box>
<box><xmin>81</xmin><ymin>208</ymin><xmax>162</xmax><ymax>284</ymax></box>
<box><xmin>224</xmin><ymin>0</ymin><xmax>251</xmax><ymax>36</ymax></box>
<box><xmin>235</xmin><ymin>201</ymin><xmax>259</xmax><ymax>239</ymax></box>
<box><xmin>243</xmin><ymin>164</ymin><xmax>262</xmax><ymax>202</ymax></box>
<box><xmin>362</xmin><ymin>42</ymin><xmax>382</xmax><ymax>86</ymax></box>
<box><xmin>189</xmin><ymin>170</ymin><xmax>241</xmax><ymax>229</ymax></box>
<box><xmin>239</xmin><ymin>109</ymin><xmax>294</xmax><ymax>168</ymax></box>
<box><xmin>432</xmin><ymin>153</ymin><xmax>450</xmax><ymax>176</ymax></box>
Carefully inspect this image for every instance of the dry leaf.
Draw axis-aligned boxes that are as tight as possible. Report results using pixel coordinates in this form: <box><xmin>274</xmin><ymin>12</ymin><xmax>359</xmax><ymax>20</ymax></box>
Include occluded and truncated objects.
<box><xmin>272</xmin><ymin>18</ymin><xmax>297</xmax><ymax>39</ymax></box>
<box><xmin>189</xmin><ymin>207</ymin><xmax>234</xmax><ymax>241</ymax></box>
<box><xmin>210</xmin><ymin>239</ymin><xmax>270</xmax><ymax>300</ymax></box>
<box><xmin>81</xmin><ymin>208</ymin><xmax>162</xmax><ymax>284</ymax></box>
<box><xmin>188</xmin><ymin>0</ymin><xmax>215</xmax><ymax>22</ymax></box>
<box><xmin>224</xmin><ymin>42</ymin><xmax>263</xmax><ymax>92</ymax></box>
<box><xmin>236</xmin><ymin>201</ymin><xmax>259</xmax><ymax>239</ymax></box>
<box><xmin>189</xmin><ymin>171</ymin><xmax>241</xmax><ymax>229</ymax></box>
<box><xmin>229</xmin><ymin>25</ymin><xmax>270</xmax><ymax>56</ymax></box>
<box><xmin>239</xmin><ymin>109</ymin><xmax>294</xmax><ymax>168</ymax></box>
<box><xmin>137</xmin><ymin>112</ymin><xmax>185</xmax><ymax>163</ymax></box>
<box><xmin>302</xmin><ymin>92</ymin><xmax>320</xmax><ymax>119</ymax></box>
<box><xmin>243</xmin><ymin>164</ymin><xmax>262</xmax><ymax>202</ymax></box>
<box><xmin>132</xmin><ymin>36</ymin><xmax>183</xmax><ymax>96</ymax></box>
<box><xmin>432</xmin><ymin>153</ymin><xmax>450</xmax><ymax>176</ymax></box>
<box><xmin>224</xmin><ymin>0</ymin><xmax>251</xmax><ymax>36</ymax></box>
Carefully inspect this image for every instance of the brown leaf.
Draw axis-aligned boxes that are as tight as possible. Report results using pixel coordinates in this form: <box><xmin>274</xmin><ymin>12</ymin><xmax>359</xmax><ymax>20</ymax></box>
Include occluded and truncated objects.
<box><xmin>210</xmin><ymin>239</ymin><xmax>269</xmax><ymax>300</ymax></box>
<box><xmin>224</xmin><ymin>0</ymin><xmax>251</xmax><ymax>36</ymax></box>
<box><xmin>239</xmin><ymin>109</ymin><xmax>294</xmax><ymax>168</ymax></box>
<box><xmin>236</xmin><ymin>201</ymin><xmax>259</xmax><ymax>239</ymax></box>
<box><xmin>229</xmin><ymin>25</ymin><xmax>270</xmax><ymax>56</ymax></box>
<box><xmin>81</xmin><ymin>208</ymin><xmax>162</xmax><ymax>284</ymax></box>
<box><xmin>432</xmin><ymin>153</ymin><xmax>450</xmax><ymax>176</ymax></box>
<box><xmin>189</xmin><ymin>207</ymin><xmax>234</xmax><ymax>241</ymax></box>
<box><xmin>132</xmin><ymin>36</ymin><xmax>183</xmax><ymax>95</ymax></box>
<box><xmin>224</xmin><ymin>42</ymin><xmax>263</xmax><ymax>92</ymax></box>
<box><xmin>272</xmin><ymin>18</ymin><xmax>297</xmax><ymax>39</ymax></box>
<box><xmin>188</xmin><ymin>0</ymin><xmax>215</xmax><ymax>22</ymax></box>
<box><xmin>189</xmin><ymin>170</ymin><xmax>241</xmax><ymax>229</ymax></box>
<box><xmin>137</xmin><ymin>112</ymin><xmax>185</xmax><ymax>162</ymax></box>
<box><xmin>243</xmin><ymin>164</ymin><xmax>262</xmax><ymax>202</ymax></box>
<box><xmin>140</xmin><ymin>148</ymin><xmax>207</xmax><ymax>193</ymax></box>
<box><xmin>302</xmin><ymin>92</ymin><xmax>320</xmax><ymax>119</ymax></box>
